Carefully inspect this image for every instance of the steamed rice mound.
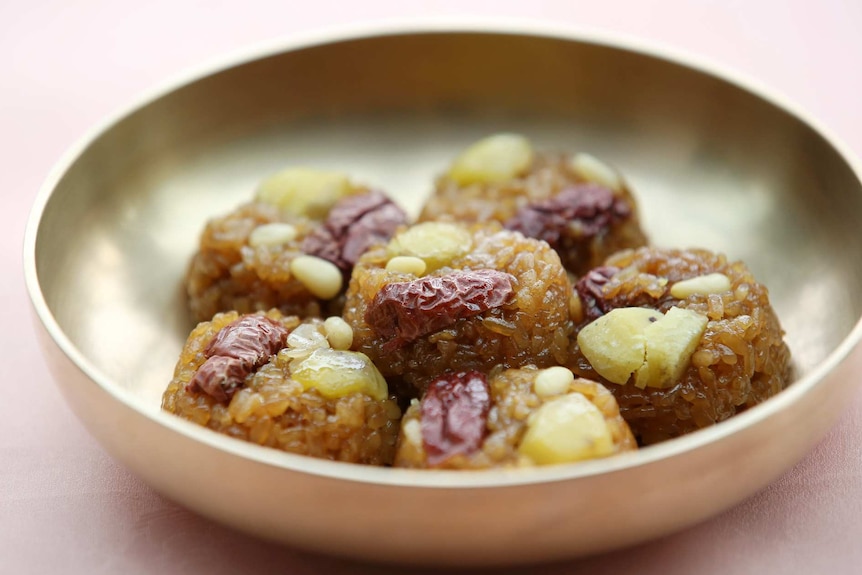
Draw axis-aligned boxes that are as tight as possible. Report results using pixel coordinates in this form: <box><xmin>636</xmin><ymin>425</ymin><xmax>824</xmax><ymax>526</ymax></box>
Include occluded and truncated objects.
<box><xmin>342</xmin><ymin>223</ymin><xmax>574</xmax><ymax>393</ymax></box>
<box><xmin>162</xmin><ymin>310</ymin><xmax>402</xmax><ymax>465</ymax></box>
<box><xmin>568</xmin><ymin>247</ymin><xmax>792</xmax><ymax>445</ymax></box>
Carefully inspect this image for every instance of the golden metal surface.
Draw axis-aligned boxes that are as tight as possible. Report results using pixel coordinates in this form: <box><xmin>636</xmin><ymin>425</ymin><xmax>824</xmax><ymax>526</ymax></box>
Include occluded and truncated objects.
<box><xmin>24</xmin><ymin>24</ymin><xmax>862</xmax><ymax>565</ymax></box>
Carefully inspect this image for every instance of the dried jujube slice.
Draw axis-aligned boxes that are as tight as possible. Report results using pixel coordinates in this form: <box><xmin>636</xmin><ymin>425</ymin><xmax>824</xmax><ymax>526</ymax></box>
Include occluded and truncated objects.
<box><xmin>190</xmin><ymin>356</ymin><xmax>251</xmax><ymax>402</ymax></box>
<box><xmin>420</xmin><ymin>371</ymin><xmax>491</xmax><ymax>465</ymax></box>
<box><xmin>364</xmin><ymin>269</ymin><xmax>515</xmax><ymax>350</ymax></box>
<box><xmin>575</xmin><ymin>266</ymin><xmax>621</xmax><ymax>322</ymax></box>
<box><xmin>504</xmin><ymin>184</ymin><xmax>631</xmax><ymax>248</ymax></box>
<box><xmin>205</xmin><ymin>315</ymin><xmax>290</xmax><ymax>364</ymax></box>
<box><xmin>574</xmin><ymin>261</ymin><xmax>671</xmax><ymax>323</ymax></box>
<box><xmin>188</xmin><ymin>315</ymin><xmax>289</xmax><ymax>401</ymax></box>
<box><xmin>302</xmin><ymin>190</ymin><xmax>408</xmax><ymax>273</ymax></box>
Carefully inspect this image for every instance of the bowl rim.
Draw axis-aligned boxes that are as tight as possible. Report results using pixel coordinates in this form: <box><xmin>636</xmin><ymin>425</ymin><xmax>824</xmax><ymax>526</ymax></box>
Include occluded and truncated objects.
<box><xmin>23</xmin><ymin>18</ymin><xmax>862</xmax><ymax>489</ymax></box>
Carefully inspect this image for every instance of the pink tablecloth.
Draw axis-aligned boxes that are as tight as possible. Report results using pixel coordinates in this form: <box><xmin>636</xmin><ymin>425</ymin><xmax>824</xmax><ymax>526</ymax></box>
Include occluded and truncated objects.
<box><xmin>4</xmin><ymin>2</ymin><xmax>862</xmax><ymax>573</ymax></box>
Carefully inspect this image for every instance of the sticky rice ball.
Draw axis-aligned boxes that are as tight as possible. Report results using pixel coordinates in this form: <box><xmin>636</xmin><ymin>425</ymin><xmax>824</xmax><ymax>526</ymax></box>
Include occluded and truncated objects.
<box><xmin>568</xmin><ymin>247</ymin><xmax>792</xmax><ymax>445</ymax></box>
<box><xmin>394</xmin><ymin>366</ymin><xmax>636</xmax><ymax>469</ymax></box>
<box><xmin>342</xmin><ymin>221</ymin><xmax>574</xmax><ymax>393</ymax></box>
<box><xmin>186</xmin><ymin>167</ymin><xmax>407</xmax><ymax>322</ymax></box>
<box><xmin>418</xmin><ymin>134</ymin><xmax>648</xmax><ymax>276</ymax></box>
<box><xmin>161</xmin><ymin>310</ymin><xmax>401</xmax><ymax>465</ymax></box>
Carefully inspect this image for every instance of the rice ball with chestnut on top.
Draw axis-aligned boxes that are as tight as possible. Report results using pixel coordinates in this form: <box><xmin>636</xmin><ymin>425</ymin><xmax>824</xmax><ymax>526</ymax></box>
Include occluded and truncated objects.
<box><xmin>419</xmin><ymin>133</ymin><xmax>648</xmax><ymax>276</ymax></box>
<box><xmin>568</xmin><ymin>247</ymin><xmax>792</xmax><ymax>445</ymax></box>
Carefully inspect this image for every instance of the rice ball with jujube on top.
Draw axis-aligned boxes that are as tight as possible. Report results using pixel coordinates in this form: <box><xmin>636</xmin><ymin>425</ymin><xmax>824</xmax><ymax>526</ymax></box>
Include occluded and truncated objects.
<box><xmin>342</xmin><ymin>221</ymin><xmax>575</xmax><ymax>393</ymax></box>
<box><xmin>185</xmin><ymin>167</ymin><xmax>408</xmax><ymax>323</ymax></box>
<box><xmin>418</xmin><ymin>133</ymin><xmax>648</xmax><ymax>276</ymax></box>
<box><xmin>161</xmin><ymin>309</ymin><xmax>401</xmax><ymax>465</ymax></box>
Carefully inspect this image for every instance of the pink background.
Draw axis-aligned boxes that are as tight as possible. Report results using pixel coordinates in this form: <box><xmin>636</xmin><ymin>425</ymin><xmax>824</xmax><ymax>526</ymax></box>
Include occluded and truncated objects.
<box><xmin>4</xmin><ymin>1</ymin><xmax>862</xmax><ymax>573</ymax></box>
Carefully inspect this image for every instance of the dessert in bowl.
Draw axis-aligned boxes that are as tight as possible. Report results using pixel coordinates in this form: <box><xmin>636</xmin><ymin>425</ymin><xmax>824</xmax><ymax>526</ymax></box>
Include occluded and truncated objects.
<box><xmin>24</xmin><ymin>25</ymin><xmax>862</xmax><ymax>565</ymax></box>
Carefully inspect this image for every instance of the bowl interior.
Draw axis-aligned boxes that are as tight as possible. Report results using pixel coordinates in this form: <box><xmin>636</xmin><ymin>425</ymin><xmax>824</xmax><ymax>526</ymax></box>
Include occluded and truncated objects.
<box><xmin>33</xmin><ymin>31</ymin><xmax>862</xmax><ymax>442</ymax></box>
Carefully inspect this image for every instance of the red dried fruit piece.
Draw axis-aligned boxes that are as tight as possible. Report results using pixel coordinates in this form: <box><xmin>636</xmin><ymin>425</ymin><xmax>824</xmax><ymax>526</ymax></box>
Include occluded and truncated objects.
<box><xmin>188</xmin><ymin>355</ymin><xmax>249</xmax><ymax>402</ymax></box>
<box><xmin>421</xmin><ymin>370</ymin><xmax>491</xmax><ymax>465</ymax></box>
<box><xmin>504</xmin><ymin>184</ymin><xmax>631</xmax><ymax>249</ymax></box>
<box><xmin>364</xmin><ymin>269</ymin><xmax>515</xmax><ymax>350</ymax></box>
<box><xmin>575</xmin><ymin>266</ymin><xmax>620</xmax><ymax>321</ymax></box>
<box><xmin>188</xmin><ymin>315</ymin><xmax>290</xmax><ymax>401</ymax></box>
<box><xmin>204</xmin><ymin>315</ymin><xmax>289</xmax><ymax>365</ymax></box>
<box><xmin>575</xmin><ymin>264</ymin><xmax>673</xmax><ymax>322</ymax></box>
<box><xmin>302</xmin><ymin>191</ymin><xmax>407</xmax><ymax>273</ymax></box>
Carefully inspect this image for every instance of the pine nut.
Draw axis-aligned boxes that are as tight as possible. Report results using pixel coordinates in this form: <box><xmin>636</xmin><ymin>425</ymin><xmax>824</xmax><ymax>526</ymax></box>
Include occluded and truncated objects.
<box><xmin>248</xmin><ymin>222</ymin><xmax>298</xmax><ymax>247</ymax></box>
<box><xmin>290</xmin><ymin>255</ymin><xmax>343</xmax><ymax>299</ymax></box>
<box><xmin>324</xmin><ymin>316</ymin><xmax>354</xmax><ymax>350</ymax></box>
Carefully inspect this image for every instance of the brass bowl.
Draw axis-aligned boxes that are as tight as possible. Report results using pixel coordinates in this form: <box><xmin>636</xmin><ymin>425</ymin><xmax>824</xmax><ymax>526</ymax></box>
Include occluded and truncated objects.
<box><xmin>24</xmin><ymin>24</ymin><xmax>862</xmax><ymax>566</ymax></box>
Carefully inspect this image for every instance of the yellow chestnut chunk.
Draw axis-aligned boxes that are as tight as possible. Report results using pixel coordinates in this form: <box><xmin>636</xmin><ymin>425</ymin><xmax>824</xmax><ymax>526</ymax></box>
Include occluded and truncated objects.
<box><xmin>519</xmin><ymin>392</ymin><xmax>614</xmax><ymax>465</ymax></box>
<box><xmin>576</xmin><ymin>307</ymin><xmax>663</xmax><ymax>384</ymax></box>
<box><xmin>255</xmin><ymin>167</ymin><xmax>353</xmax><ymax>219</ymax></box>
<box><xmin>570</xmin><ymin>152</ymin><xmax>623</xmax><ymax>192</ymax></box>
<box><xmin>670</xmin><ymin>273</ymin><xmax>732</xmax><ymax>299</ymax></box>
<box><xmin>448</xmin><ymin>133</ymin><xmax>533</xmax><ymax>185</ymax></box>
<box><xmin>634</xmin><ymin>307</ymin><xmax>708</xmax><ymax>389</ymax></box>
<box><xmin>291</xmin><ymin>348</ymin><xmax>388</xmax><ymax>401</ymax></box>
<box><xmin>386</xmin><ymin>222</ymin><xmax>473</xmax><ymax>273</ymax></box>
